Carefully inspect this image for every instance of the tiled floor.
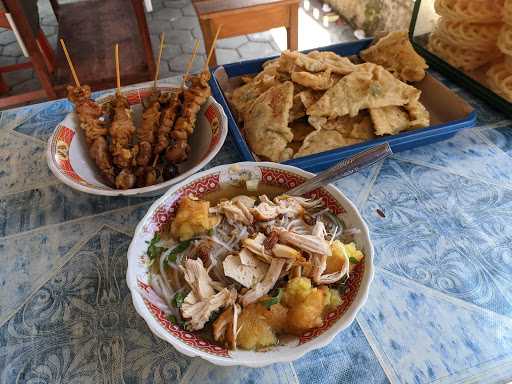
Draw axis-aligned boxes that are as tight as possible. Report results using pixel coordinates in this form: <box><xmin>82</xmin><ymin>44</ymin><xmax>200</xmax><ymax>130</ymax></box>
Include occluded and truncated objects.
<box><xmin>0</xmin><ymin>0</ymin><xmax>355</xmax><ymax>99</ymax></box>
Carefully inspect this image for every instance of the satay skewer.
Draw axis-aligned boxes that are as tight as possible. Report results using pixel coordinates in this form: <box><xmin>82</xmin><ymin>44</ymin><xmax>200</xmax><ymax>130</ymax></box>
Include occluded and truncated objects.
<box><xmin>60</xmin><ymin>39</ymin><xmax>116</xmax><ymax>187</ymax></box>
<box><xmin>154</xmin><ymin>32</ymin><xmax>165</xmax><ymax>89</ymax></box>
<box><xmin>181</xmin><ymin>39</ymin><xmax>201</xmax><ymax>89</ymax></box>
<box><xmin>203</xmin><ymin>25</ymin><xmax>222</xmax><ymax>73</ymax></box>
<box><xmin>111</xmin><ymin>43</ymin><xmax>138</xmax><ymax>189</ymax></box>
<box><xmin>135</xmin><ymin>33</ymin><xmax>166</xmax><ymax>187</ymax></box>
<box><xmin>165</xmin><ymin>38</ymin><xmax>214</xmax><ymax>164</ymax></box>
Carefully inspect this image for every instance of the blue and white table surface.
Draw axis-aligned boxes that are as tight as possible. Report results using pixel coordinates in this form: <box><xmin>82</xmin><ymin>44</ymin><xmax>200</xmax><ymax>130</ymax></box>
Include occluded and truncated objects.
<box><xmin>0</xmin><ymin>74</ymin><xmax>511</xmax><ymax>384</ymax></box>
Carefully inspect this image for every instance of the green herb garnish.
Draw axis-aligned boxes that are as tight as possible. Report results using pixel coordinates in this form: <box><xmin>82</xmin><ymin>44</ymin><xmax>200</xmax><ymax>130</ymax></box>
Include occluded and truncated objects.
<box><xmin>172</xmin><ymin>291</ymin><xmax>186</xmax><ymax>308</ymax></box>
<box><xmin>369</xmin><ymin>83</ymin><xmax>382</xmax><ymax>97</ymax></box>
<box><xmin>207</xmin><ymin>228</ymin><xmax>214</xmax><ymax>236</ymax></box>
<box><xmin>336</xmin><ymin>274</ymin><xmax>349</xmax><ymax>294</ymax></box>
<box><xmin>326</xmin><ymin>212</ymin><xmax>345</xmax><ymax>232</ymax></box>
<box><xmin>166</xmin><ymin>239</ymin><xmax>194</xmax><ymax>263</ymax></box>
<box><xmin>146</xmin><ymin>233</ymin><xmax>164</xmax><ymax>261</ymax></box>
<box><xmin>349</xmin><ymin>256</ymin><xmax>359</xmax><ymax>264</ymax></box>
<box><xmin>262</xmin><ymin>288</ymin><xmax>283</xmax><ymax>309</ymax></box>
<box><xmin>166</xmin><ymin>314</ymin><xmax>184</xmax><ymax>327</ymax></box>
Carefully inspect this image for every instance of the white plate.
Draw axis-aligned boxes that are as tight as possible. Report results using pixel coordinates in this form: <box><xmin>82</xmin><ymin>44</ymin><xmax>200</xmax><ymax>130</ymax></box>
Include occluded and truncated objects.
<box><xmin>126</xmin><ymin>161</ymin><xmax>374</xmax><ymax>366</ymax></box>
<box><xmin>47</xmin><ymin>86</ymin><xmax>228</xmax><ymax>197</ymax></box>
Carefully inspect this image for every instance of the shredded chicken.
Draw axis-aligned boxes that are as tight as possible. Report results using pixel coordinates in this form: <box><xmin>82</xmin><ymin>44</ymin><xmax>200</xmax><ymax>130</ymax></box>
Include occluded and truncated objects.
<box><xmin>181</xmin><ymin>287</ymin><xmax>237</xmax><ymax>330</ymax></box>
<box><xmin>218</xmin><ymin>200</ymin><xmax>253</xmax><ymax>225</ymax></box>
<box><xmin>242</xmin><ymin>233</ymin><xmax>273</xmax><ymax>263</ymax></box>
<box><xmin>180</xmin><ymin>258</ymin><xmax>218</xmax><ymax>299</ymax></box>
<box><xmin>241</xmin><ymin>258</ymin><xmax>286</xmax><ymax>306</ymax></box>
<box><xmin>276</xmin><ymin>227</ymin><xmax>332</xmax><ymax>256</ymax></box>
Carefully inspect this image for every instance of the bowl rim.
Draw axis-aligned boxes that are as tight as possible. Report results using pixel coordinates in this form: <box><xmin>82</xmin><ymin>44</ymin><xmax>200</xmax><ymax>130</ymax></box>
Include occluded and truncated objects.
<box><xmin>46</xmin><ymin>91</ymin><xmax>228</xmax><ymax>197</ymax></box>
<box><xmin>126</xmin><ymin>161</ymin><xmax>375</xmax><ymax>367</ymax></box>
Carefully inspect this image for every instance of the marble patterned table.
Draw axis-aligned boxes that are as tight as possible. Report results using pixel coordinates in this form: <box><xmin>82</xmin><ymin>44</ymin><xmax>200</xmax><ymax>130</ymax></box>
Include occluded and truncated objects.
<box><xmin>1</xmin><ymin>74</ymin><xmax>512</xmax><ymax>384</ymax></box>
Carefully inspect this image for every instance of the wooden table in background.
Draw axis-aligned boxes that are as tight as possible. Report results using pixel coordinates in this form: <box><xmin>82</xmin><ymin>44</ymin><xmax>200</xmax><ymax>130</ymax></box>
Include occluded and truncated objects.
<box><xmin>193</xmin><ymin>0</ymin><xmax>300</xmax><ymax>66</ymax></box>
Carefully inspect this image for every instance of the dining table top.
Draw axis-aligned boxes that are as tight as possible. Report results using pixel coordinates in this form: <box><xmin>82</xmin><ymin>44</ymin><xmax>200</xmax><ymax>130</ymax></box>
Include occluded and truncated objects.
<box><xmin>0</xmin><ymin>73</ymin><xmax>511</xmax><ymax>384</ymax></box>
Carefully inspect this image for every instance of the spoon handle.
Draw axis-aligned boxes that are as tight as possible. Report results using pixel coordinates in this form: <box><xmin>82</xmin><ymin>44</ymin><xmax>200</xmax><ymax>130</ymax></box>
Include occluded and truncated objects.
<box><xmin>287</xmin><ymin>142</ymin><xmax>393</xmax><ymax>196</ymax></box>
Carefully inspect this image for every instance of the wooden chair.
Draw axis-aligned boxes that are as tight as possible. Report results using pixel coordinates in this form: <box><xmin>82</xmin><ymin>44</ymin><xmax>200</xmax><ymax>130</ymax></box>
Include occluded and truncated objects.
<box><xmin>0</xmin><ymin>0</ymin><xmax>155</xmax><ymax>109</ymax></box>
<box><xmin>49</xmin><ymin>0</ymin><xmax>155</xmax><ymax>93</ymax></box>
<box><xmin>193</xmin><ymin>0</ymin><xmax>300</xmax><ymax>67</ymax></box>
<box><xmin>0</xmin><ymin>0</ymin><xmax>57</xmax><ymax>108</ymax></box>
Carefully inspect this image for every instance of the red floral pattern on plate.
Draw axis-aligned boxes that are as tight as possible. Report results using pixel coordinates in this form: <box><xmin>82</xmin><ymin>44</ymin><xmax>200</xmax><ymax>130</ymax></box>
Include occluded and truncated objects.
<box><xmin>299</xmin><ymin>261</ymin><xmax>365</xmax><ymax>344</ymax></box>
<box><xmin>138</xmin><ymin>281</ymin><xmax>229</xmax><ymax>357</ymax></box>
<box><xmin>52</xmin><ymin>125</ymin><xmax>85</xmax><ymax>184</ymax></box>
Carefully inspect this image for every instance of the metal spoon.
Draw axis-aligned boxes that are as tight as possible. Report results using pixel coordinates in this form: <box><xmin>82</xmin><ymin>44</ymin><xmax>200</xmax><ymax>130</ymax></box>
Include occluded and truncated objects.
<box><xmin>287</xmin><ymin>142</ymin><xmax>392</xmax><ymax>196</ymax></box>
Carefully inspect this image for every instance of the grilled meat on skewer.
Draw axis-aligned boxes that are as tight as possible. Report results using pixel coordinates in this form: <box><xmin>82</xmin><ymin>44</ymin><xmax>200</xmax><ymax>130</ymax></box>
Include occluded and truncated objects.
<box><xmin>110</xmin><ymin>93</ymin><xmax>137</xmax><ymax>168</ymax></box>
<box><xmin>137</xmin><ymin>91</ymin><xmax>161</xmax><ymax>167</ymax></box>
<box><xmin>165</xmin><ymin>72</ymin><xmax>211</xmax><ymax>163</ymax></box>
<box><xmin>154</xmin><ymin>89</ymin><xmax>182</xmax><ymax>156</ymax></box>
<box><xmin>134</xmin><ymin>91</ymin><xmax>162</xmax><ymax>187</ymax></box>
<box><xmin>66</xmin><ymin>85</ymin><xmax>115</xmax><ymax>186</ymax></box>
<box><xmin>110</xmin><ymin>93</ymin><xmax>137</xmax><ymax>189</ymax></box>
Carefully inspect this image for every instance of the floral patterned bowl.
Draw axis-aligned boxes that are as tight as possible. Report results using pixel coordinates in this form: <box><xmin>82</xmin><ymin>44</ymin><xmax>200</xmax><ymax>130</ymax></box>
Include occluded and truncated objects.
<box><xmin>126</xmin><ymin>162</ymin><xmax>374</xmax><ymax>366</ymax></box>
<box><xmin>46</xmin><ymin>86</ymin><xmax>228</xmax><ymax>197</ymax></box>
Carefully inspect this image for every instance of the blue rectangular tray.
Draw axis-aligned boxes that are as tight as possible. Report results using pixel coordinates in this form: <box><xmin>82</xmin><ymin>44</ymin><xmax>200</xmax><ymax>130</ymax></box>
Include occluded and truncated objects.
<box><xmin>210</xmin><ymin>39</ymin><xmax>477</xmax><ymax>173</ymax></box>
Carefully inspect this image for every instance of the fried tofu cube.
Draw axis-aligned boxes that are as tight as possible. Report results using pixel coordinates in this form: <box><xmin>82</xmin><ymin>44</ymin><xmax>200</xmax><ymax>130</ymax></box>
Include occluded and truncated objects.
<box><xmin>170</xmin><ymin>196</ymin><xmax>218</xmax><ymax>240</ymax></box>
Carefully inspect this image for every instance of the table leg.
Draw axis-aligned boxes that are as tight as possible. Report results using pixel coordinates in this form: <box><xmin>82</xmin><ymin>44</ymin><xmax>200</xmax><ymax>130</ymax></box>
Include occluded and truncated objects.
<box><xmin>287</xmin><ymin>3</ymin><xmax>299</xmax><ymax>50</ymax></box>
<box><xmin>200</xmin><ymin>19</ymin><xmax>217</xmax><ymax>67</ymax></box>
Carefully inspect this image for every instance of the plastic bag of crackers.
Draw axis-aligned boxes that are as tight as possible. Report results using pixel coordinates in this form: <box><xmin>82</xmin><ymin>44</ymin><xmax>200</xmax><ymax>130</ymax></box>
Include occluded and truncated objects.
<box><xmin>428</xmin><ymin>0</ymin><xmax>512</xmax><ymax>102</ymax></box>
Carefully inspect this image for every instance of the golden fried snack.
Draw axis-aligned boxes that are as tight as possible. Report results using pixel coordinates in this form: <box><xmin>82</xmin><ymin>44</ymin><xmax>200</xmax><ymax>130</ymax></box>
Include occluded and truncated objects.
<box><xmin>428</xmin><ymin>33</ymin><xmax>500</xmax><ymax>71</ymax></box>
<box><xmin>309</xmin><ymin>113</ymin><xmax>375</xmax><ymax>140</ymax></box>
<box><xmin>244</xmin><ymin>81</ymin><xmax>295</xmax><ymax>162</ymax></box>
<box><xmin>506</xmin><ymin>55</ymin><xmax>512</xmax><ymax>72</ymax></box>
<box><xmin>360</xmin><ymin>31</ymin><xmax>428</xmax><ymax>82</ymax></box>
<box><xmin>370</xmin><ymin>106</ymin><xmax>411</xmax><ymax>136</ymax></box>
<box><xmin>281</xmin><ymin>50</ymin><xmax>357</xmax><ymax>75</ymax></box>
<box><xmin>487</xmin><ymin>61</ymin><xmax>512</xmax><ymax>101</ymax></box>
<box><xmin>434</xmin><ymin>0</ymin><xmax>504</xmax><ymax>23</ymax></box>
<box><xmin>291</xmin><ymin>69</ymin><xmax>339</xmax><ymax>90</ymax></box>
<box><xmin>498</xmin><ymin>24</ymin><xmax>512</xmax><ymax>57</ymax></box>
<box><xmin>435</xmin><ymin>18</ymin><xmax>501</xmax><ymax>52</ymax></box>
<box><xmin>294</xmin><ymin>130</ymin><xmax>361</xmax><ymax>158</ymax></box>
<box><xmin>66</xmin><ymin>85</ymin><xmax>116</xmax><ymax>186</ymax></box>
<box><xmin>307</xmin><ymin>63</ymin><xmax>421</xmax><ymax>118</ymax></box>
<box><xmin>228</xmin><ymin>72</ymin><xmax>280</xmax><ymax>121</ymax></box>
<box><xmin>289</xmin><ymin>93</ymin><xmax>306</xmax><ymax>122</ymax></box>
<box><xmin>306</xmin><ymin>51</ymin><xmax>357</xmax><ymax>75</ymax></box>
<box><xmin>505</xmin><ymin>0</ymin><xmax>512</xmax><ymax>24</ymax></box>
<box><xmin>405</xmin><ymin>100</ymin><xmax>430</xmax><ymax>129</ymax></box>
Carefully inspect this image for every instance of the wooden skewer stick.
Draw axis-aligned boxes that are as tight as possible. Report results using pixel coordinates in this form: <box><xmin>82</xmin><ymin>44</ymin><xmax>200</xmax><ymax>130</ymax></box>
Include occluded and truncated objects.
<box><xmin>59</xmin><ymin>38</ymin><xmax>80</xmax><ymax>87</ymax></box>
<box><xmin>204</xmin><ymin>25</ymin><xmax>222</xmax><ymax>72</ymax></box>
<box><xmin>181</xmin><ymin>39</ymin><xmax>200</xmax><ymax>88</ymax></box>
<box><xmin>154</xmin><ymin>32</ymin><xmax>165</xmax><ymax>88</ymax></box>
<box><xmin>115</xmin><ymin>43</ymin><xmax>121</xmax><ymax>94</ymax></box>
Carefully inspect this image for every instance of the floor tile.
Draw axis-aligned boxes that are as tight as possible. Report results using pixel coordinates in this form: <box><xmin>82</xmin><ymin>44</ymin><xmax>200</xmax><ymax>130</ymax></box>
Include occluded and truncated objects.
<box><xmin>217</xmin><ymin>36</ymin><xmax>249</xmax><ymax>49</ymax></box>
